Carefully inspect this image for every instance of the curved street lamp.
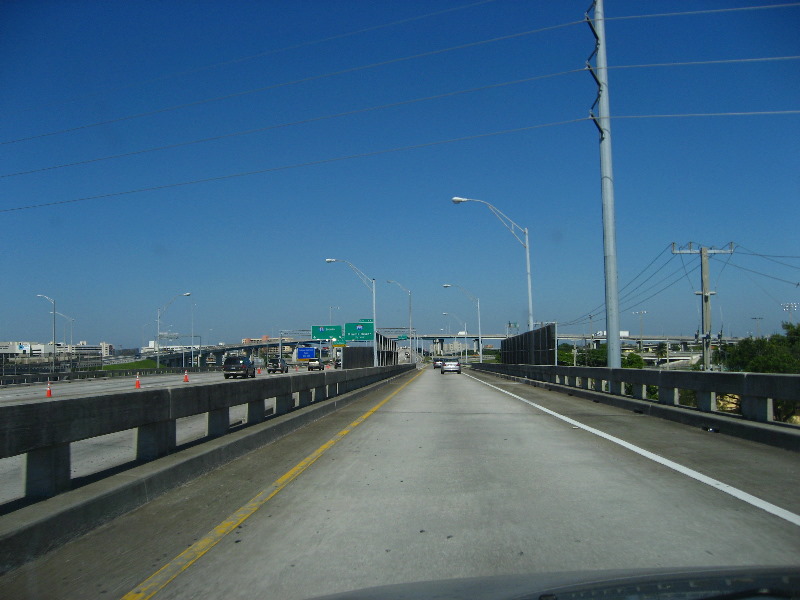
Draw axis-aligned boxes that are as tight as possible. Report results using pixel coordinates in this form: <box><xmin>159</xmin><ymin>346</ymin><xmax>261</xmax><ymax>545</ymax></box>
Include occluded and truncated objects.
<box><xmin>451</xmin><ymin>196</ymin><xmax>533</xmax><ymax>333</ymax></box>
<box><xmin>442</xmin><ymin>311</ymin><xmax>468</xmax><ymax>363</ymax></box>
<box><xmin>443</xmin><ymin>283</ymin><xmax>482</xmax><ymax>363</ymax></box>
<box><xmin>633</xmin><ymin>310</ymin><xmax>647</xmax><ymax>351</ymax></box>
<box><xmin>54</xmin><ymin>311</ymin><xmax>75</xmax><ymax>370</ymax></box>
<box><xmin>36</xmin><ymin>294</ymin><xmax>57</xmax><ymax>374</ymax></box>
<box><xmin>326</xmin><ymin>259</ymin><xmax>377</xmax><ymax>367</ymax></box>
<box><xmin>387</xmin><ymin>280</ymin><xmax>413</xmax><ymax>364</ymax></box>
<box><xmin>156</xmin><ymin>292</ymin><xmax>191</xmax><ymax>368</ymax></box>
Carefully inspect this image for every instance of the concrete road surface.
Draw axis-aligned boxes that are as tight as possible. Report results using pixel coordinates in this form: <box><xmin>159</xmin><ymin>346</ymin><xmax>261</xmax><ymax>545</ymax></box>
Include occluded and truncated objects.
<box><xmin>2</xmin><ymin>367</ymin><xmax>798</xmax><ymax>599</ymax></box>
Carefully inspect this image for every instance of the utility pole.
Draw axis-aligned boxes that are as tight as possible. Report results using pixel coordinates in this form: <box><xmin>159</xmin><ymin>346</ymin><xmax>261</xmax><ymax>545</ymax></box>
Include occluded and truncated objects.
<box><xmin>782</xmin><ymin>302</ymin><xmax>798</xmax><ymax>324</ymax></box>
<box><xmin>751</xmin><ymin>317</ymin><xmax>763</xmax><ymax>338</ymax></box>
<box><xmin>672</xmin><ymin>243</ymin><xmax>734</xmax><ymax>370</ymax></box>
<box><xmin>633</xmin><ymin>310</ymin><xmax>647</xmax><ymax>351</ymax></box>
<box><xmin>587</xmin><ymin>0</ymin><xmax>621</xmax><ymax>368</ymax></box>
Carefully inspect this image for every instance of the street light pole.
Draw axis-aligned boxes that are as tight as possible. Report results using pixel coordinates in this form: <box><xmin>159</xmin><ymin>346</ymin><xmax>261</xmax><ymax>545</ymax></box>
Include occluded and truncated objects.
<box><xmin>329</xmin><ymin>306</ymin><xmax>340</xmax><ymax>325</ymax></box>
<box><xmin>452</xmin><ymin>197</ymin><xmax>532</xmax><ymax>332</ymax></box>
<box><xmin>443</xmin><ymin>283</ymin><xmax>482</xmax><ymax>363</ymax></box>
<box><xmin>387</xmin><ymin>280</ymin><xmax>413</xmax><ymax>364</ymax></box>
<box><xmin>54</xmin><ymin>311</ymin><xmax>74</xmax><ymax>370</ymax></box>
<box><xmin>633</xmin><ymin>310</ymin><xmax>647</xmax><ymax>351</ymax></box>
<box><xmin>782</xmin><ymin>302</ymin><xmax>798</xmax><ymax>324</ymax></box>
<box><xmin>326</xmin><ymin>259</ymin><xmax>378</xmax><ymax>367</ymax></box>
<box><xmin>442</xmin><ymin>312</ymin><xmax>468</xmax><ymax>363</ymax></box>
<box><xmin>36</xmin><ymin>294</ymin><xmax>57</xmax><ymax>374</ymax></box>
<box><xmin>156</xmin><ymin>292</ymin><xmax>191</xmax><ymax>368</ymax></box>
<box><xmin>191</xmin><ymin>303</ymin><xmax>195</xmax><ymax>368</ymax></box>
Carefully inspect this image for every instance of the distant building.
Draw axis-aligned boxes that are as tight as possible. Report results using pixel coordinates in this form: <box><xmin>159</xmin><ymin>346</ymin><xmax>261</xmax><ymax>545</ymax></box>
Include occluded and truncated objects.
<box><xmin>242</xmin><ymin>335</ymin><xmax>270</xmax><ymax>344</ymax></box>
<box><xmin>443</xmin><ymin>341</ymin><xmax>468</xmax><ymax>354</ymax></box>
<box><xmin>0</xmin><ymin>340</ymin><xmax>113</xmax><ymax>358</ymax></box>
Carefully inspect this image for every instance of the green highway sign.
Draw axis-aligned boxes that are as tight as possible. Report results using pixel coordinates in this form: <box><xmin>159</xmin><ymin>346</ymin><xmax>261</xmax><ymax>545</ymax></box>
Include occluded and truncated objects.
<box><xmin>397</xmin><ymin>335</ymin><xmax>408</xmax><ymax>340</ymax></box>
<box><xmin>344</xmin><ymin>321</ymin><xmax>374</xmax><ymax>341</ymax></box>
<box><xmin>359</xmin><ymin>318</ymin><xmax>373</xmax><ymax>323</ymax></box>
<box><xmin>311</xmin><ymin>325</ymin><xmax>343</xmax><ymax>340</ymax></box>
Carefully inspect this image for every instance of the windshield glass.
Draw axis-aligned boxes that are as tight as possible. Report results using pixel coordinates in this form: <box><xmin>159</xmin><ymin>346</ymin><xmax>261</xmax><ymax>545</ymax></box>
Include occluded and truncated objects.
<box><xmin>1</xmin><ymin>2</ymin><xmax>797</xmax><ymax>599</ymax></box>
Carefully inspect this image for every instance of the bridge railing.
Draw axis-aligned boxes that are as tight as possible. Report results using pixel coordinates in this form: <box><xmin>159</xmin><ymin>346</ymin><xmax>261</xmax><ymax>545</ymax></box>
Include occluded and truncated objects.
<box><xmin>0</xmin><ymin>364</ymin><xmax>413</xmax><ymax>501</ymax></box>
<box><xmin>471</xmin><ymin>364</ymin><xmax>799</xmax><ymax>447</ymax></box>
<box><xmin>0</xmin><ymin>366</ymin><xmax>219</xmax><ymax>386</ymax></box>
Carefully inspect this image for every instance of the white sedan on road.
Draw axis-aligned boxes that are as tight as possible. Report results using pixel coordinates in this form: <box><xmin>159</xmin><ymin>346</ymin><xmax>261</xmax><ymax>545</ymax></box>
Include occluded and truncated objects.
<box><xmin>440</xmin><ymin>358</ymin><xmax>461</xmax><ymax>374</ymax></box>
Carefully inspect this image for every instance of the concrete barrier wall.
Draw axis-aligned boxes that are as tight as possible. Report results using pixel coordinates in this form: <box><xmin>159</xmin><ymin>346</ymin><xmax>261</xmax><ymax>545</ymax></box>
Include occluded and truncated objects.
<box><xmin>472</xmin><ymin>363</ymin><xmax>800</xmax><ymax>451</ymax></box>
<box><xmin>0</xmin><ymin>364</ymin><xmax>414</xmax><ymax>500</ymax></box>
<box><xmin>0</xmin><ymin>366</ymin><xmax>220</xmax><ymax>386</ymax></box>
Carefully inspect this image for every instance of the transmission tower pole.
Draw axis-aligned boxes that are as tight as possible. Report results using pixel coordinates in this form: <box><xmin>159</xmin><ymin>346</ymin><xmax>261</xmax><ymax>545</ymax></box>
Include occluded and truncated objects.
<box><xmin>782</xmin><ymin>302</ymin><xmax>798</xmax><ymax>324</ymax></box>
<box><xmin>587</xmin><ymin>0</ymin><xmax>621</xmax><ymax>368</ymax></box>
<box><xmin>672</xmin><ymin>243</ymin><xmax>734</xmax><ymax>370</ymax></box>
<box><xmin>751</xmin><ymin>316</ymin><xmax>763</xmax><ymax>338</ymax></box>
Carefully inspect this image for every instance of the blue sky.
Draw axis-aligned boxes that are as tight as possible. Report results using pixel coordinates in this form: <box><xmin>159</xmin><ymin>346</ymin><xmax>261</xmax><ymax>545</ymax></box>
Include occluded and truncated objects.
<box><xmin>2</xmin><ymin>0</ymin><xmax>798</xmax><ymax>349</ymax></box>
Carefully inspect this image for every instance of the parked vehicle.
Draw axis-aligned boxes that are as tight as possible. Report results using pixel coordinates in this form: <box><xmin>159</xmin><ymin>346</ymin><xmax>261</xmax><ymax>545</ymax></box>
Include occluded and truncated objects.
<box><xmin>223</xmin><ymin>356</ymin><xmax>256</xmax><ymax>379</ymax></box>
<box><xmin>267</xmin><ymin>357</ymin><xmax>289</xmax><ymax>374</ymax></box>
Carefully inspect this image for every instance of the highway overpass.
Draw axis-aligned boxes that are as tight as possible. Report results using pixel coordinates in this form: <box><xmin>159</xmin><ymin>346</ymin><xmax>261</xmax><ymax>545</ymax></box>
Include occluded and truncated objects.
<box><xmin>0</xmin><ymin>366</ymin><xmax>798</xmax><ymax>599</ymax></box>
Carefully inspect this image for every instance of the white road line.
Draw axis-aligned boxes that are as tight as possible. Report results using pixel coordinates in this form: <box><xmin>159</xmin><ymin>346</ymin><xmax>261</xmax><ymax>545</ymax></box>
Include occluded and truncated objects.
<box><xmin>468</xmin><ymin>373</ymin><xmax>800</xmax><ymax>527</ymax></box>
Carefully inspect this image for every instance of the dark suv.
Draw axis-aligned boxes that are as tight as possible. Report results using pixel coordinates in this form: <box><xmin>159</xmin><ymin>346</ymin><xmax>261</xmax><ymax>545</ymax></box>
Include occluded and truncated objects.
<box><xmin>267</xmin><ymin>357</ymin><xmax>289</xmax><ymax>373</ymax></box>
<box><xmin>223</xmin><ymin>356</ymin><xmax>256</xmax><ymax>379</ymax></box>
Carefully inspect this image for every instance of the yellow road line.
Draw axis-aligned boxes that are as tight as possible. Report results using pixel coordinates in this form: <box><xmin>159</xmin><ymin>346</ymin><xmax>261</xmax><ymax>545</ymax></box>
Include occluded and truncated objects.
<box><xmin>121</xmin><ymin>369</ymin><xmax>424</xmax><ymax>600</ymax></box>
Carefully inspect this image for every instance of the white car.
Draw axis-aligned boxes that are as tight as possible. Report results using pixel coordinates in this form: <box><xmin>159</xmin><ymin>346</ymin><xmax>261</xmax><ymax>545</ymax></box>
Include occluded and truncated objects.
<box><xmin>440</xmin><ymin>358</ymin><xmax>461</xmax><ymax>374</ymax></box>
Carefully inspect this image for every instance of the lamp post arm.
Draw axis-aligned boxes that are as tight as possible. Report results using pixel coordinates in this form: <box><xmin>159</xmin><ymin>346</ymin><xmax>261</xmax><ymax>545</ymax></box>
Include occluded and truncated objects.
<box><xmin>156</xmin><ymin>292</ymin><xmax>191</xmax><ymax>368</ymax></box>
<box><xmin>453</xmin><ymin>197</ymin><xmax>533</xmax><ymax>331</ymax></box>
<box><xmin>328</xmin><ymin>259</ymin><xmax>376</xmax><ymax>366</ymax></box>
<box><xmin>461</xmin><ymin>287</ymin><xmax>477</xmax><ymax>304</ymax></box>
<box><xmin>388</xmin><ymin>280</ymin><xmax>414</xmax><ymax>364</ymax></box>
<box><xmin>343</xmin><ymin>261</ymin><xmax>373</xmax><ymax>292</ymax></box>
<box><xmin>474</xmin><ymin>201</ymin><xmax>526</xmax><ymax>248</ymax></box>
<box><xmin>160</xmin><ymin>294</ymin><xmax>183</xmax><ymax>315</ymax></box>
<box><xmin>36</xmin><ymin>294</ymin><xmax>57</xmax><ymax>373</ymax></box>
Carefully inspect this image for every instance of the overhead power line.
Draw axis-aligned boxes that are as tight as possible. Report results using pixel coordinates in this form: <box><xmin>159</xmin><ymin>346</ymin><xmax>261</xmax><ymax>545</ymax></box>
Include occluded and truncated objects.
<box><xmin>0</xmin><ymin>117</ymin><xmax>588</xmax><ymax>214</ymax></box>
<box><xmin>0</xmin><ymin>68</ymin><xmax>585</xmax><ymax>179</ymax></box>
<box><xmin>733</xmin><ymin>244</ymin><xmax>800</xmax><ymax>269</ymax></box>
<box><xmin>710</xmin><ymin>256</ymin><xmax>800</xmax><ymax>287</ymax></box>
<box><xmin>609</xmin><ymin>55</ymin><xmax>800</xmax><ymax>70</ymax></box>
<box><xmin>559</xmin><ymin>244</ymin><xmax>677</xmax><ymax>327</ymax></box>
<box><xmin>6</xmin><ymin>54</ymin><xmax>795</xmax><ymax>180</ymax></box>
<box><xmin>614</xmin><ymin>110</ymin><xmax>800</xmax><ymax>120</ymax></box>
<box><xmin>10</xmin><ymin>0</ymin><xmax>502</xmax><ymax>115</ymax></box>
<box><xmin>620</xmin><ymin>259</ymin><xmax>683</xmax><ymax>305</ymax></box>
<box><xmin>606</xmin><ymin>3</ymin><xmax>800</xmax><ymax>22</ymax></box>
<box><xmin>620</xmin><ymin>264</ymin><xmax>700</xmax><ymax>314</ymax></box>
<box><xmin>1</xmin><ymin>19</ymin><xmax>584</xmax><ymax>146</ymax></box>
<box><xmin>9</xmin><ymin>1</ymin><xmax>795</xmax><ymax>119</ymax></box>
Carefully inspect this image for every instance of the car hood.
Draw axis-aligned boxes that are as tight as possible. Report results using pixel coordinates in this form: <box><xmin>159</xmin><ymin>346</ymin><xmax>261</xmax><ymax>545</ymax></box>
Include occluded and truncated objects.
<box><xmin>308</xmin><ymin>566</ymin><xmax>799</xmax><ymax>600</ymax></box>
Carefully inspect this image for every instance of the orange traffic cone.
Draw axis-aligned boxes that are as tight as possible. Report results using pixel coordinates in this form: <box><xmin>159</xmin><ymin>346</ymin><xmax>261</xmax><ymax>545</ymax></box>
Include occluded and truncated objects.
<box><xmin>135</xmin><ymin>373</ymin><xmax>141</xmax><ymax>389</ymax></box>
<box><xmin>46</xmin><ymin>381</ymin><xmax>52</xmax><ymax>397</ymax></box>
<box><xmin>183</xmin><ymin>370</ymin><xmax>189</xmax><ymax>382</ymax></box>
<box><xmin>257</xmin><ymin>368</ymin><xmax>261</xmax><ymax>374</ymax></box>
